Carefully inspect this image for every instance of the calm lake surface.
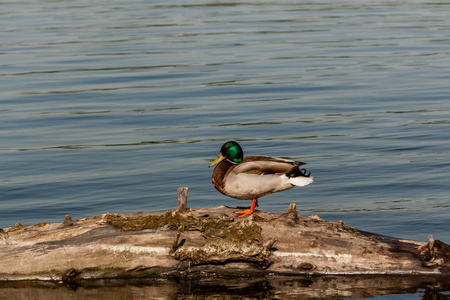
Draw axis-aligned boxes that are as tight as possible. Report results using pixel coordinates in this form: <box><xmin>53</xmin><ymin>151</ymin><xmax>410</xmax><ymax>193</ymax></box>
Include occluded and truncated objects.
<box><xmin>1</xmin><ymin>0</ymin><xmax>449</xmax><ymax>298</ymax></box>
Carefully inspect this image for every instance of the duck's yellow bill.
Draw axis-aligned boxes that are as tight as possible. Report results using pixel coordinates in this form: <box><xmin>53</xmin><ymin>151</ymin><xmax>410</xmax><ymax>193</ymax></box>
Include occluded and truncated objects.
<box><xmin>209</xmin><ymin>153</ymin><xmax>226</xmax><ymax>168</ymax></box>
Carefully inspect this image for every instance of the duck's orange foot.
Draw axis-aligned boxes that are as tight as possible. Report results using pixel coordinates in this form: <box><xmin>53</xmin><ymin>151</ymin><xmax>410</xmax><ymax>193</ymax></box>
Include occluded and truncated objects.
<box><xmin>235</xmin><ymin>198</ymin><xmax>258</xmax><ymax>218</ymax></box>
<box><xmin>235</xmin><ymin>209</ymin><xmax>254</xmax><ymax>218</ymax></box>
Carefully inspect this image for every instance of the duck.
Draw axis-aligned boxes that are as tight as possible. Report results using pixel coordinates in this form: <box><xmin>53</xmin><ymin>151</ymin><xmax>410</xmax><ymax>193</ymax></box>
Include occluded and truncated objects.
<box><xmin>209</xmin><ymin>141</ymin><xmax>313</xmax><ymax>217</ymax></box>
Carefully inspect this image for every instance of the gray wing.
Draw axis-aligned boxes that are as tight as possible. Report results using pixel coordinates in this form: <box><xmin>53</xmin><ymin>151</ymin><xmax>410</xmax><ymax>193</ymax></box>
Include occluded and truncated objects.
<box><xmin>233</xmin><ymin>155</ymin><xmax>306</xmax><ymax>175</ymax></box>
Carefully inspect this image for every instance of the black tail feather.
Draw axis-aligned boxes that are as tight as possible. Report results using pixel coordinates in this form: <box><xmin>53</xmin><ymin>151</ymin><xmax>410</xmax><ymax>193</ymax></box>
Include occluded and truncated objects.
<box><xmin>286</xmin><ymin>166</ymin><xmax>311</xmax><ymax>178</ymax></box>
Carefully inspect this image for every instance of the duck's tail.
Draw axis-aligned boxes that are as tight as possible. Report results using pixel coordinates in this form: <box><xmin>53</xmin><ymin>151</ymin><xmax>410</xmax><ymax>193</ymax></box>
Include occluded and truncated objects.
<box><xmin>286</xmin><ymin>167</ymin><xmax>314</xmax><ymax>187</ymax></box>
<box><xmin>288</xmin><ymin>176</ymin><xmax>314</xmax><ymax>186</ymax></box>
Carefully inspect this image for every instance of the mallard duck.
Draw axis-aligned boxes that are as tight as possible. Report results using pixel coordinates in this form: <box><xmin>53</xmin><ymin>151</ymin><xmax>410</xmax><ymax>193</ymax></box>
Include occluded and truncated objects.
<box><xmin>209</xmin><ymin>141</ymin><xmax>313</xmax><ymax>217</ymax></box>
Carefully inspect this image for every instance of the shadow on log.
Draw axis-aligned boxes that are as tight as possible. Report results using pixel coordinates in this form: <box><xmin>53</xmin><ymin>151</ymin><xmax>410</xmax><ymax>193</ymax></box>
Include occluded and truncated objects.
<box><xmin>0</xmin><ymin>187</ymin><xmax>449</xmax><ymax>284</ymax></box>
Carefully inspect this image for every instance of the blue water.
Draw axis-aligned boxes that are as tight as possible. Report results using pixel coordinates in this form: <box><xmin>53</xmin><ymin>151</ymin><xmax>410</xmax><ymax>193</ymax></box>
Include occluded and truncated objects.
<box><xmin>1</xmin><ymin>0</ymin><xmax>449</xmax><ymax>298</ymax></box>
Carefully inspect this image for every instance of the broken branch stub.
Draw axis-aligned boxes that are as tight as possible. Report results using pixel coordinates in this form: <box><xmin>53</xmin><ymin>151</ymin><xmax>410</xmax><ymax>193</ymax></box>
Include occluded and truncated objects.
<box><xmin>175</xmin><ymin>187</ymin><xmax>190</xmax><ymax>213</ymax></box>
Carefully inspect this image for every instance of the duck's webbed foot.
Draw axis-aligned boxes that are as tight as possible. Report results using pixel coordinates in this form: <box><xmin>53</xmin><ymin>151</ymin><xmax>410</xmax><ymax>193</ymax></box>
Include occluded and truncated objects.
<box><xmin>235</xmin><ymin>198</ymin><xmax>258</xmax><ymax>218</ymax></box>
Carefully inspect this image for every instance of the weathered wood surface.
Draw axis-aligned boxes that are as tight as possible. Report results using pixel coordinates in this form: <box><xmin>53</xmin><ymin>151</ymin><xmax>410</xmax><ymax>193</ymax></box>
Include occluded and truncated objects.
<box><xmin>1</xmin><ymin>191</ymin><xmax>449</xmax><ymax>282</ymax></box>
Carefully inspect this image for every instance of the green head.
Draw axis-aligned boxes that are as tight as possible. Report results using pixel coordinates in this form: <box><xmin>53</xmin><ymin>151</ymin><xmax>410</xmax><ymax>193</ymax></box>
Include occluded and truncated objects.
<box><xmin>220</xmin><ymin>141</ymin><xmax>243</xmax><ymax>162</ymax></box>
<box><xmin>209</xmin><ymin>141</ymin><xmax>243</xmax><ymax>167</ymax></box>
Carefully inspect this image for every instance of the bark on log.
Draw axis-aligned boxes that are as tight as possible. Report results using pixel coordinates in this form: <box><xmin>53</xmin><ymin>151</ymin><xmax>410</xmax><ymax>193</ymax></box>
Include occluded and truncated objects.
<box><xmin>0</xmin><ymin>192</ymin><xmax>449</xmax><ymax>282</ymax></box>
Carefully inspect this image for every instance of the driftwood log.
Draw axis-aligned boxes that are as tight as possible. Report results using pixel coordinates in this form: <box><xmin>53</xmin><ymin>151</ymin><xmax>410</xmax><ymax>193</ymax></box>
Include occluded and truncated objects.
<box><xmin>0</xmin><ymin>187</ymin><xmax>449</xmax><ymax>283</ymax></box>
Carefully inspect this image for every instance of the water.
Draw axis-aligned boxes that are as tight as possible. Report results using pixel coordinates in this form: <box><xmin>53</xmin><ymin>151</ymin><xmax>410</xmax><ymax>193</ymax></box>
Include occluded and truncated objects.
<box><xmin>0</xmin><ymin>276</ymin><xmax>448</xmax><ymax>299</ymax></box>
<box><xmin>1</xmin><ymin>0</ymin><xmax>450</xmax><ymax>298</ymax></box>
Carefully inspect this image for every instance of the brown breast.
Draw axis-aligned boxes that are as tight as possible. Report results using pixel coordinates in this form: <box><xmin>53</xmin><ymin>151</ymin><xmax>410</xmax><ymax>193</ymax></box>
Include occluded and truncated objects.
<box><xmin>211</xmin><ymin>159</ymin><xmax>235</xmax><ymax>195</ymax></box>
